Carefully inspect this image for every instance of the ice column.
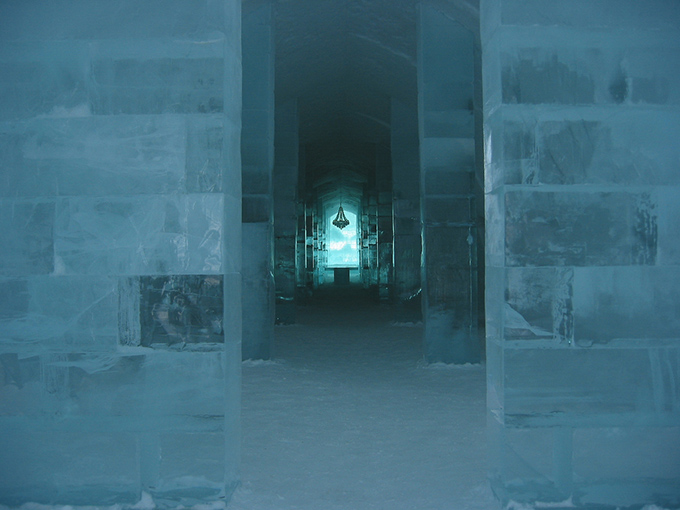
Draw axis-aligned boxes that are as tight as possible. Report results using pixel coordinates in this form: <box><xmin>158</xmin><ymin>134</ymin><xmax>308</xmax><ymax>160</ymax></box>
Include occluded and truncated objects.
<box><xmin>391</xmin><ymin>99</ymin><xmax>422</xmax><ymax>322</ymax></box>
<box><xmin>482</xmin><ymin>0</ymin><xmax>680</xmax><ymax>506</ymax></box>
<box><xmin>274</xmin><ymin>100</ymin><xmax>299</xmax><ymax>324</ymax></box>
<box><xmin>361</xmin><ymin>188</ymin><xmax>379</xmax><ymax>290</ymax></box>
<box><xmin>0</xmin><ymin>1</ymin><xmax>242</xmax><ymax>504</ymax></box>
<box><xmin>417</xmin><ymin>4</ymin><xmax>481</xmax><ymax>363</ymax></box>
<box><xmin>296</xmin><ymin>147</ymin><xmax>309</xmax><ymax>297</ymax></box>
<box><xmin>377</xmin><ymin>144</ymin><xmax>394</xmax><ymax>301</ymax></box>
<box><xmin>242</xmin><ymin>3</ymin><xmax>275</xmax><ymax>360</ymax></box>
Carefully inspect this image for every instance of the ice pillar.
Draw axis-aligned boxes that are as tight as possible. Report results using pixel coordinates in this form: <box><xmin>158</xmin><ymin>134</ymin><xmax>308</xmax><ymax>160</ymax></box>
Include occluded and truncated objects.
<box><xmin>274</xmin><ymin>100</ymin><xmax>299</xmax><ymax>324</ymax></box>
<box><xmin>391</xmin><ymin>99</ymin><xmax>422</xmax><ymax>322</ymax></box>
<box><xmin>417</xmin><ymin>4</ymin><xmax>481</xmax><ymax>364</ymax></box>
<box><xmin>0</xmin><ymin>1</ymin><xmax>242</xmax><ymax>504</ymax></box>
<box><xmin>360</xmin><ymin>195</ymin><xmax>374</xmax><ymax>288</ymax></box>
<box><xmin>482</xmin><ymin>0</ymin><xmax>680</xmax><ymax>506</ymax></box>
<box><xmin>377</xmin><ymin>144</ymin><xmax>393</xmax><ymax>301</ymax></box>
<box><xmin>296</xmin><ymin>147</ymin><xmax>309</xmax><ymax>298</ymax></box>
<box><xmin>242</xmin><ymin>3</ymin><xmax>275</xmax><ymax>360</ymax></box>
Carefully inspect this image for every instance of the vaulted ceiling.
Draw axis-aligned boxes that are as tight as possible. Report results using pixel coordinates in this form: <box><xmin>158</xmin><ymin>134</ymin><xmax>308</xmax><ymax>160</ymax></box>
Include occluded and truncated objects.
<box><xmin>244</xmin><ymin>0</ymin><xmax>479</xmax><ymax>199</ymax></box>
<box><xmin>275</xmin><ymin>0</ymin><xmax>418</xmax><ymax>145</ymax></box>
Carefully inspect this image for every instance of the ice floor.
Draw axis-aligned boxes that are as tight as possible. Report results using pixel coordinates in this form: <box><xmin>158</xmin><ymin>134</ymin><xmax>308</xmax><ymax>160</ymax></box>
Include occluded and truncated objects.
<box><xmin>230</xmin><ymin>285</ymin><xmax>498</xmax><ymax>510</ymax></box>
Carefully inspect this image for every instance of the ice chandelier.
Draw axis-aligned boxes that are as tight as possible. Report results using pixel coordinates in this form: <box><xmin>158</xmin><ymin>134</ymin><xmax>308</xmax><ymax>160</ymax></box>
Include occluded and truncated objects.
<box><xmin>332</xmin><ymin>205</ymin><xmax>350</xmax><ymax>229</ymax></box>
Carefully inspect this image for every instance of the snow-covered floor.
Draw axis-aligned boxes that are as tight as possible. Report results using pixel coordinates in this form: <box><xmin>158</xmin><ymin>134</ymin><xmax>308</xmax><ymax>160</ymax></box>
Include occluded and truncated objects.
<box><xmin>230</xmin><ymin>285</ymin><xmax>499</xmax><ymax>510</ymax></box>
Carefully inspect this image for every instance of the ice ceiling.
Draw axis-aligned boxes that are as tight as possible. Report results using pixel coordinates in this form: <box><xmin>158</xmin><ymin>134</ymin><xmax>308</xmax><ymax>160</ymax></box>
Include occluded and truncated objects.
<box><xmin>245</xmin><ymin>0</ymin><xmax>479</xmax><ymax>196</ymax></box>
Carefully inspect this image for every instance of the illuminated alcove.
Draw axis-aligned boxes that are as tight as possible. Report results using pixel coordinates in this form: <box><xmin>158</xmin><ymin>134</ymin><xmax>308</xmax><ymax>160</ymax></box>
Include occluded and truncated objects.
<box><xmin>326</xmin><ymin>206</ymin><xmax>359</xmax><ymax>268</ymax></box>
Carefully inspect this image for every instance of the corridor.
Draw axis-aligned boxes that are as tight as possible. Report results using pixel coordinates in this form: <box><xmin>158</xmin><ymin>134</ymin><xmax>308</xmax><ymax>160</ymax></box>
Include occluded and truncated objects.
<box><xmin>231</xmin><ymin>287</ymin><xmax>496</xmax><ymax>510</ymax></box>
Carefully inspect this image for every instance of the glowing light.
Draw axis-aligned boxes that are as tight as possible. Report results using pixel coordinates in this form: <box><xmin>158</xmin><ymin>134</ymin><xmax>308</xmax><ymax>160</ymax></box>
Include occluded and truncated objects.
<box><xmin>327</xmin><ymin>208</ymin><xmax>359</xmax><ymax>267</ymax></box>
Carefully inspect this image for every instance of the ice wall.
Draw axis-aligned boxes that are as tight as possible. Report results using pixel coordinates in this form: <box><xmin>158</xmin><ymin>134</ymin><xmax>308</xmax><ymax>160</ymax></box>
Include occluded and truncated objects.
<box><xmin>418</xmin><ymin>4</ymin><xmax>481</xmax><ymax>364</ymax></box>
<box><xmin>482</xmin><ymin>0</ymin><xmax>680</xmax><ymax>506</ymax></box>
<box><xmin>242</xmin><ymin>3</ymin><xmax>275</xmax><ymax>360</ymax></box>
<box><xmin>0</xmin><ymin>1</ymin><xmax>242</xmax><ymax>505</ymax></box>
<box><xmin>274</xmin><ymin>100</ymin><xmax>299</xmax><ymax>324</ymax></box>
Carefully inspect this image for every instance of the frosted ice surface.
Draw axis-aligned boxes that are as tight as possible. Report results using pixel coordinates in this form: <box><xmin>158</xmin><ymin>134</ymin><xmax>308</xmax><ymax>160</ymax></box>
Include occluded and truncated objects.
<box><xmin>53</xmin><ymin>195</ymin><xmax>224</xmax><ymax>275</ymax></box>
<box><xmin>0</xmin><ymin>0</ymin><xmax>241</xmax><ymax>504</ymax></box>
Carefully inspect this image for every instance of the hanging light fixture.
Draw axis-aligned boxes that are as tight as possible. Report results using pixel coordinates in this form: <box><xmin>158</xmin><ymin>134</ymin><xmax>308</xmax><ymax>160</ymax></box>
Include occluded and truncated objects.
<box><xmin>332</xmin><ymin>205</ymin><xmax>350</xmax><ymax>230</ymax></box>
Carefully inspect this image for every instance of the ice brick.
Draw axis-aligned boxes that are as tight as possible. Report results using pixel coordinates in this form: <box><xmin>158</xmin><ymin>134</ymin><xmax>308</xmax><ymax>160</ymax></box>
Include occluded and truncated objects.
<box><xmin>0</xmin><ymin>354</ymin><xmax>41</xmax><ymax>417</ymax></box>
<box><xmin>657</xmin><ymin>187</ymin><xmax>680</xmax><ymax>265</ymax></box>
<box><xmin>0</xmin><ymin>201</ymin><xmax>54</xmax><ymax>276</ymax></box>
<box><xmin>573</xmin><ymin>426</ymin><xmax>680</xmax><ymax>481</ymax></box>
<box><xmin>484</xmin><ymin>266</ymin><xmax>504</xmax><ymax>340</ymax></box>
<box><xmin>502</xmin><ymin>49</ymin><xmax>595</xmax><ymax>105</ymax></box>
<box><xmin>501</xmin><ymin>0</ymin><xmax>680</xmax><ymax>29</ymax></box>
<box><xmin>0</xmin><ymin>0</ymin><xmax>227</xmax><ymax>41</ymax></box>
<box><xmin>0</xmin><ymin>279</ymin><xmax>30</xmax><ymax>320</ymax></box>
<box><xmin>17</xmin><ymin>354</ymin><xmax>145</xmax><ymax>419</ymax></box>
<box><xmin>536</xmin><ymin>114</ymin><xmax>680</xmax><ymax>186</ymax></box>
<box><xmin>573</xmin><ymin>266</ymin><xmax>680</xmax><ymax>342</ymax></box>
<box><xmin>503</xmin><ymin>346</ymin><xmax>680</xmax><ymax>423</ymax></box>
<box><xmin>482</xmin><ymin>111</ymin><xmax>504</xmax><ymax>193</ymax></box>
<box><xmin>0</xmin><ymin>48</ymin><xmax>88</xmax><ymax>121</ymax></box>
<box><xmin>500</xmin><ymin>110</ymin><xmax>680</xmax><ymax>185</ymax></box>
<box><xmin>54</xmin><ymin>195</ymin><xmax>224</xmax><ymax>275</ymax></box>
<box><xmin>505</xmin><ymin>267</ymin><xmax>573</xmax><ymax>342</ymax></box>
<box><xmin>138</xmin><ymin>351</ymin><xmax>227</xmax><ymax>419</ymax></box>
<box><xmin>486</xmin><ymin>339</ymin><xmax>504</xmax><ymax>414</ymax></box>
<box><xmin>489</xmin><ymin>423</ymin><xmax>556</xmax><ymax>497</ymax></box>
<box><xmin>92</xmin><ymin>57</ymin><xmax>224</xmax><ymax>115</ymax></box>
<box><xmin>505</xmin><ymin>190</ymin><xmax>657</xmax><ymax>267</ymax></box>
<box><xmin>502</xmin><ymin>119</ymin><xmax>537</xmax><ymax>185</ymax></box>
<box><xmin>222</xmin><ymin>272</ymin><xmax>242</xmax><ymax>346</ymax></box>
<box><xmin>139</xmin><ymin>275</ymin><xmax>224</xmax><ymax>347</ymax></box>
<box><xmin>0</xmin><ymin>276</ymin><xmax>118</xmax><ymax>351</ymax></box>
<box><xmin>157</xmin><ymin>432</ymin><xmax>226</xmax><ymax>490</ymax></box>
<box><xmin>572</xmin><ymin>426</ymin><xmax>680</xmax><ymax>507</ymax></box>
<box><xmin>483</xmin><ymin>190</ymin><xmax>504</xmax><ymax>268</ymax></box>
<box><xmin>0</xmin><ymin>429</ymin><xmax>139</xmax><ymax>505</ymax></box>
<box><xmin>0</xmin><ymin>116</ymin><xmax>186</xmax><ymax>197</ymax></box>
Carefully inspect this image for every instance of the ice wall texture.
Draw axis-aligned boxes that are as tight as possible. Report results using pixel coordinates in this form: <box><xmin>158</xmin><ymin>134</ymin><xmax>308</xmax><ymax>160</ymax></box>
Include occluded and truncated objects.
<box><xmin>482</xmin><ymin>0</ymin><xmax>680</xmax><ymax>507</ymax></box>
<box><xmin>242</xmin><ymin>4</ymin><xmax>275</xmax><ymax>360</ymax></box>
<box><xmin>0</xmin><ymin>0</ymin><xmax>242</xmax><ymax>505</ymax></box>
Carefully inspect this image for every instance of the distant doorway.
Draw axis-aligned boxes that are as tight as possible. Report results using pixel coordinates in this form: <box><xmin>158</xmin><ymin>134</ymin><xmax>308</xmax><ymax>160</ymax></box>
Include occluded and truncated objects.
<box><xmin>326</xmin><ymin>208</ymin><xmax>359</xmax><ymax>268</ymax></box>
